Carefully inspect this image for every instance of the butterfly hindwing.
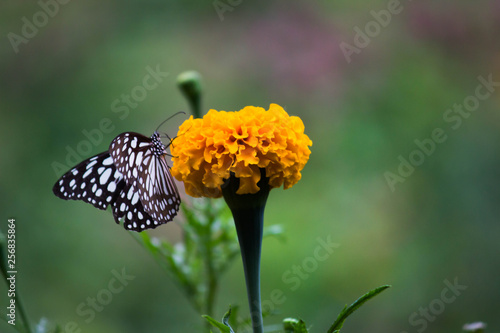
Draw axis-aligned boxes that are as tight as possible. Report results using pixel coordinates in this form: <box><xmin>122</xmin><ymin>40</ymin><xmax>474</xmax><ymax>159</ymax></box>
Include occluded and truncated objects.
<box><xmin>111</xmin><ymin>181</ymin><xmax>159</xmax><ymax>231</ymax></box>
<box><xmin>140</xmin><ymin>154</ymin><xmax>180</xmax><ymax>224</ymax></box>
<box><xmin>109</xmin><ymin>131</ymin><xmax>181</xmax><ymax>225</ymax></box>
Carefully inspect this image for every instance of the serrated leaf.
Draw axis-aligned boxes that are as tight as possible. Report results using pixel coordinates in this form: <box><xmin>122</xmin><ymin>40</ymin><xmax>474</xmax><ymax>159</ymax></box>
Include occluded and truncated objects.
<box><xmin>327</xmin><ymin>285</ymin><xmax>391</xmax><ymax>333</ymax></box>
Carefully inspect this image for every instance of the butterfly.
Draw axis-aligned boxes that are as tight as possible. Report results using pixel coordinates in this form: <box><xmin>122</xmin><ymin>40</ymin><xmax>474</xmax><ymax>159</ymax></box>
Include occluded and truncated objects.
<box><xmin>53</xmin><ymin>131</ymin><xmax>181</xmax><ymax>231</ymax></box>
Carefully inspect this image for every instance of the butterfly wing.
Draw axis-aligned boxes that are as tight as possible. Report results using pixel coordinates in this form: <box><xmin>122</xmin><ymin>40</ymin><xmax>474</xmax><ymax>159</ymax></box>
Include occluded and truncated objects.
<box><xmin>53</xmin><ymin>151</ymin><xmax>158</xmax><ymax>231</ymax></box>
<box><xmin>109</xmin><ymin>132</ymin><xmax>181</xmax><ymax>225</ymax></box>
<box><xmin>52</xmin><ymin>152</ymin><xmax>123</xmax><ymax>210</ymax></box>
<box><xmin>140</xmin><ymin>151</ymin><xmax>181</xmax><ymax>224</ymax></box>
<box><xmin>111</xmin><ymin>181</ymin><xmax>158</xmax><ymax>231</ymax></box>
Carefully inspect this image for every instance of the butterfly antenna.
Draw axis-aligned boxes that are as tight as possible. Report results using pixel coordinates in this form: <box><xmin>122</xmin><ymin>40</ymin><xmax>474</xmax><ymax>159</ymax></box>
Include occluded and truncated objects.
<box><xmin>161</xmin><ymin>132</ymin><xmax>178</xmax><ymax>147</ymax></box>
<box><xmin>160</xmin><ymin>122</ymin><xmax>194</xmax><ymax>144</ymax></box>
<box><xmin>155</xmin><ymin>111</ymin><xmax>186</xmax><ymax>133</ymax></box>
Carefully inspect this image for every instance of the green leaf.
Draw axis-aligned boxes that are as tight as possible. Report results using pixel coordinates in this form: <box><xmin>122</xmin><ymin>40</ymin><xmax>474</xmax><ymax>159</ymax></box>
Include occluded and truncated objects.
<box><xmin>222</xmin><ymin>308</ymin><xmax>234</xmax><ymax>331</ymax></box>
<box><xmin>226</xmin><ymin>305</ymin><xmax>240</xmax><ymax>329</ymax></box>
<box><xmin>283</xmin><ymin>317</ymin><xmax>309</xmax><ymax>333</ymax></box>
<box><xmin>203</xmin><ymin>315</ymin><xmax>231</xmax><ymax>333</ymax></box>
<box><xmin>203</xmin><ymin>307</ymin><xmax>235</xmax><ymax>333</ymax></box>
<box><xmin>327</xmin><ymin>285</ymin><xmax>391</xmax><ymax>333</ymax></box>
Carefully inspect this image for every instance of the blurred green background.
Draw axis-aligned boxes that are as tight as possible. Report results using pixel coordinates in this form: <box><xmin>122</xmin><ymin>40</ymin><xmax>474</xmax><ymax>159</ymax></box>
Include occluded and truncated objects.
<box><xmin>1</xmin><ymin>0</ymin><xmax>499</xmax><ymax>332</ymax></box>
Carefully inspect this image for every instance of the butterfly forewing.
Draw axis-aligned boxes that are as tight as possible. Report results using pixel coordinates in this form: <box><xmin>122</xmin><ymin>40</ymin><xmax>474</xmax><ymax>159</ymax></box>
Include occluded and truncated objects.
<box><xmin>52</xmin><ymin>152</ymin><xmax>122</xmax><ymax>210</ymax></box>
<box><xmin>109</xmin><ymin>132</ymin><xmax>149</xmax><ymax>191</ymax></box>
<box><xmin>53</xmin><ymin>150</ymin><xmax>171</xmax><ymax>231</ymax></box>
<box><xmin>109</xmin><ymin>131</ymin><xmax>181</xmax><ymax>225</ymax></box>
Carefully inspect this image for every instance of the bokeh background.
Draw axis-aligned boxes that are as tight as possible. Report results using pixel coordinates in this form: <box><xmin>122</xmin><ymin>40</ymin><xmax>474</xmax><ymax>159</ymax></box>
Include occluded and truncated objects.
<box><xmin>1</xmin><ymin>0</ymin><xmax>499</xmax><ymax>332</ymax></box>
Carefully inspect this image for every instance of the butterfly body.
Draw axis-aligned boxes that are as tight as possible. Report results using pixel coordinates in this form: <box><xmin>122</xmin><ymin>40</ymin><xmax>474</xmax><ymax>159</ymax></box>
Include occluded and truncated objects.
<box><xmin>53</xmin><ymin>131</ymin><xmax>181</xmax><ymax>231</ymax></box>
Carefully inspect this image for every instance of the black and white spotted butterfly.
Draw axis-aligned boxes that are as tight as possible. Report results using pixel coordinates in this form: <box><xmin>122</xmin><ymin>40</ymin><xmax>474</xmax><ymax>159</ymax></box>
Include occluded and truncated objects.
<box><xmin>53</xmin><ymin>130</ymin><xmax>181</xmax><ymax>231</ymax></box>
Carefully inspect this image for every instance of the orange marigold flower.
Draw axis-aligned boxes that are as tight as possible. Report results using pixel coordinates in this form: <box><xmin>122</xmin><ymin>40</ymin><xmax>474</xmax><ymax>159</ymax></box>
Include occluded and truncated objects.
<box><xmin>170</xmin><ymin>104</ymin><xmax>312</xmax><ymax>198</ymax></box>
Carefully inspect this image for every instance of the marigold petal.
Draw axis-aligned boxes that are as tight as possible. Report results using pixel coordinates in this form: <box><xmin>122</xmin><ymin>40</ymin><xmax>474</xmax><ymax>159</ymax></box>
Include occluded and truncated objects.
<box><xmin>170</xmin><ymin>104</ymin><xmax>312</xmax><ymax>197</ymax></box>
<box><xmin>236</xmin><ymin>165</ymin><xmax>262</xmax><ymax>194</ymax></box>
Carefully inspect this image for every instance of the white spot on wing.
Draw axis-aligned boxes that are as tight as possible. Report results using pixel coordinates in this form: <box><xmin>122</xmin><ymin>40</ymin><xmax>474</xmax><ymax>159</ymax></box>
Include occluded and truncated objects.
<box><xmin>131</xmin><ymin>192</ymin><xmax>139</xmax><ymax>205</ymax></box>
<box><xmin>100</xmin><ymin>168</ymin><xmax>112</xmax><ymax>185</ymax></box>
<box><xmin>107</xmin><ymin>182</ymin><xmax>116</xmax><ymax>192</ymax></box>
<box><xmin>136</xmin><ymin>151</ymin><xmax>143</xmax><ymax>165</ymax></box>
<box><xmin>83</xmin><ymin>168</ymin><xmax>92</xmax><ymax>178</ymax></box>
<box><xmin>87</xmin><ymin>160</ymin><xmax>98</xmax><ymax>169</ymax></box>
<box><xmin>129</xmin><ymin>152</ymin><xmax>135</xmax><ymax>167</ymax></box>
<box><xmin>103</xmin><ymin>157</ymin><xmax>113</xmax><ymax>165</ymax></box>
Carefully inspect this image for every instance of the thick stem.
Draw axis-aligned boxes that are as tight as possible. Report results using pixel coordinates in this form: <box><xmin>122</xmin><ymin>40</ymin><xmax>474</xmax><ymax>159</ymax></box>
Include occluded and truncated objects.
<box><xmin>232</xmin><ymin>206</ymin><xmax>265</xmax><ymax>333</ymax></box>
<box><xmin>221</xmin><ymin>170</ymin><xmax>270</xmax><ymax>333</ymax></box>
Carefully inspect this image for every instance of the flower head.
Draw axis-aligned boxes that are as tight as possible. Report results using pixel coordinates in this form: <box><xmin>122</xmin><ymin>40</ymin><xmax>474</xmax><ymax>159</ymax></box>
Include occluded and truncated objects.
<box><xmin>170</xmin><ymin>104</ymin><xmax>312</xmax><ymax>198</ymax></box>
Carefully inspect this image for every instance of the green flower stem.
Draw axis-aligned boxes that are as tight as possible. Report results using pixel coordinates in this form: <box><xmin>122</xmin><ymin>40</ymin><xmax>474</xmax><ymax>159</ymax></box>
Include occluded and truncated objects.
<box><xmin>202</xmin><ymin>213</ymin><xmax>218</xmax><ymax>318</ymax></box>
<box><xmin>222</xmin><ymin>170</ymin><xmax>270</xmax><ymax>333</ymax></box>
<box><xmin>232</xmin><ymin>204</ymin><xmax>265</xmax><ymax>333</ymax></box>
<box><xmin>177</xmin><ymin>70</ymin><xmax>203</xmax><ymax>118</ymax></box>
<box><xmin>205</xmin><ymin>252</ymin><xmax>217</xmax><ymax>317</ymax></box>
